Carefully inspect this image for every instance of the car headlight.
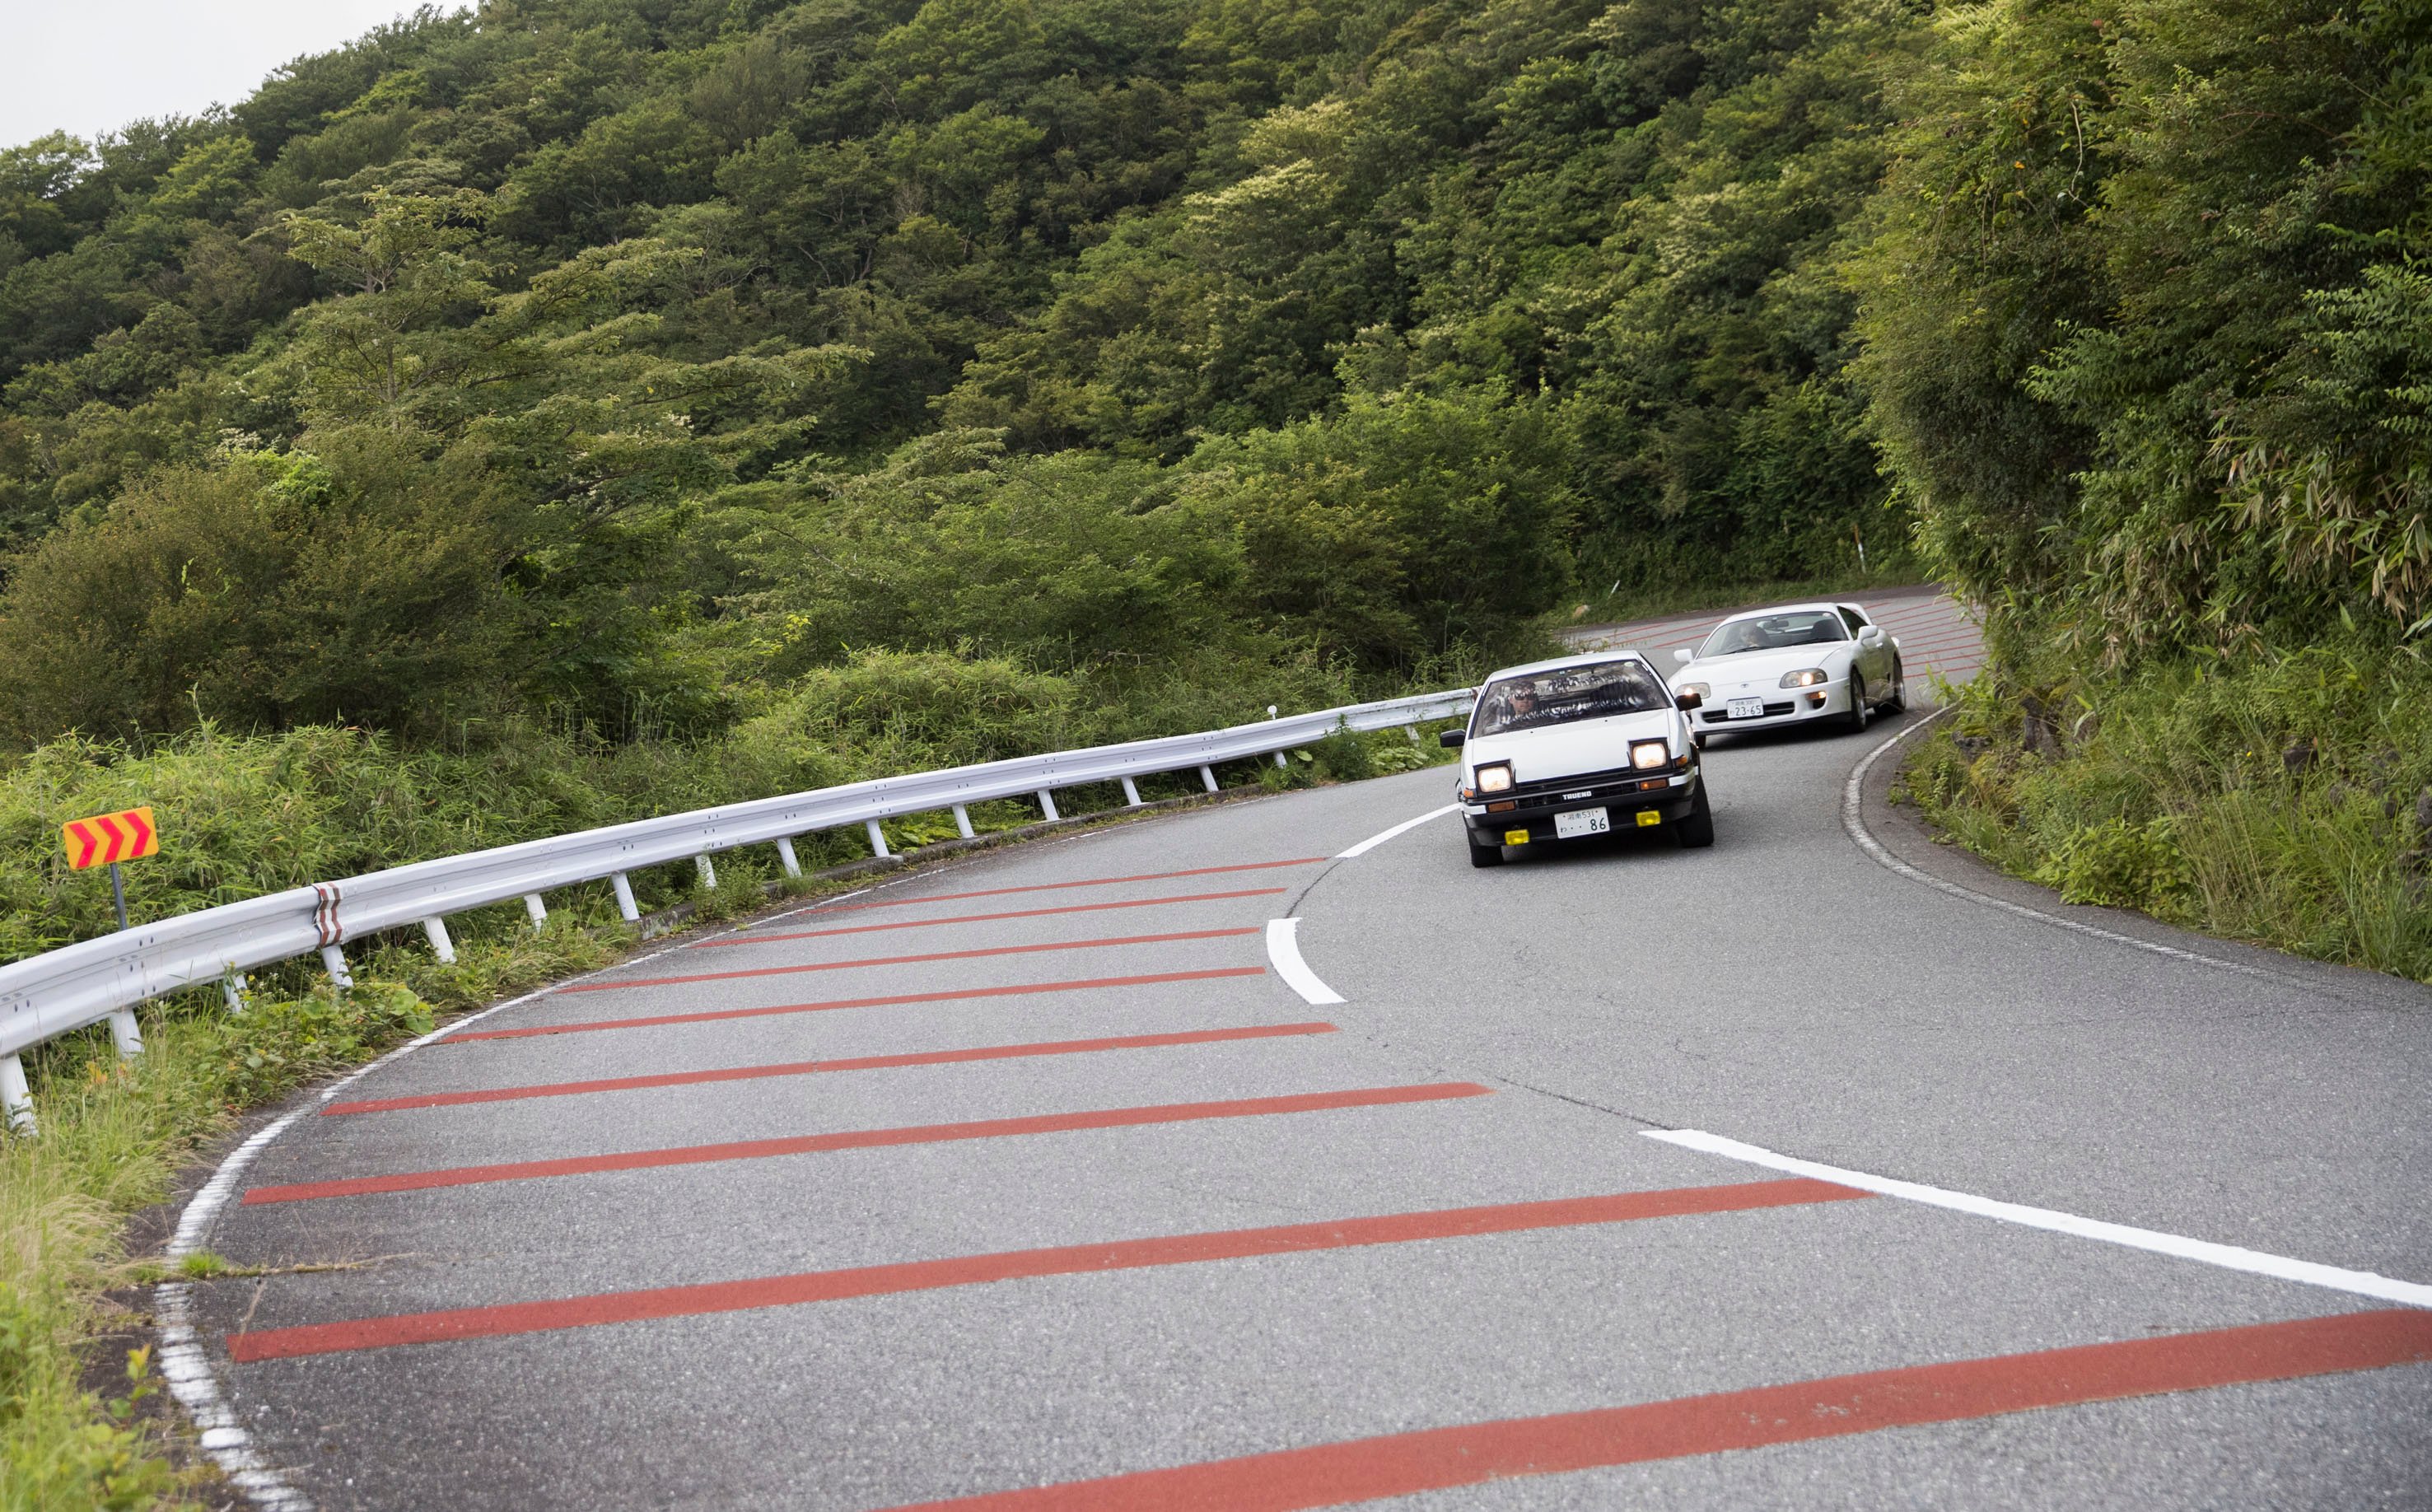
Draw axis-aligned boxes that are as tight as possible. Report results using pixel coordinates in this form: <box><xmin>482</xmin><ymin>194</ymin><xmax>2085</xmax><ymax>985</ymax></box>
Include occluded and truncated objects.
<box><xmin>1780</xmin><ymin>668</ymin><xmax>1828</xmax><ymax>688</ymax></box>
<box><xmin>1629</xmin><ymin>740</ymin><xmax>1671</xmax><ymax>770</ymax></box>
<box><xmin>1678</xmin><ymin>682</ymin><xmax>1710</xmax><ymax>702</ymax></box>
<box><xmin>1474</xmin><ymin>762</ymin><xmax>1514</xmax><ymax>793</ymax></box>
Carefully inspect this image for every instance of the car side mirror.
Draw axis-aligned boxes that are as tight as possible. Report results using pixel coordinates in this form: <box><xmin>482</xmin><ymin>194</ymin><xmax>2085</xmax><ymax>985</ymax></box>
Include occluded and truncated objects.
<box><xmin>1672</xmin><ymin>647</ymin><xmax>1693</xmax><ymax>664</ymax></box>
<box><xmin>1675</xmin><ymin>691</ymin><xmax>1701</xmax><ymax>711</ymax></box>
<box><xmin>1859</xmin><ymin>625</ymin><xmax>1884</xmax><ymax>644</ymax></box>
<box><xmin>1439</xmin><ymin>729</ymin><xmax>1466</xmax><ymax>749</ymax></box>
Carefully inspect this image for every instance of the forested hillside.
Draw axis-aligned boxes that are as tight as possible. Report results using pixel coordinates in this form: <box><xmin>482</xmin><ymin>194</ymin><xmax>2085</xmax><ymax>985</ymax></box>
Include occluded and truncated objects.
<box><xmin>0</xmin><ymin>0</ymin><xmax>2422</xmax><ymax>912</ymax></box>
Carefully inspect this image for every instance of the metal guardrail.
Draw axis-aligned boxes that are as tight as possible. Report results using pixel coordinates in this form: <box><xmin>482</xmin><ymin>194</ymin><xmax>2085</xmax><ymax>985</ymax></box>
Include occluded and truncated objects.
<box><xmin>0</xmin><ymin>688</ymin><xmax>1476</xmax><ymax>1130</ymax></box>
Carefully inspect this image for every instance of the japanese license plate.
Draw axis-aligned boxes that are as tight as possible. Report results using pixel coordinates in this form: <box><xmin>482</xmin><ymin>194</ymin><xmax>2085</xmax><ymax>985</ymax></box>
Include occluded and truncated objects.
<box><xmin>1554</xmin><ymin>808</ymin><xmax>1609</xmax><ymax>839</ymax></box>
<box><xmin>1728</xmin><ymin>697</ymin><xmax>1766</xmax><ymax>719</ymax></box>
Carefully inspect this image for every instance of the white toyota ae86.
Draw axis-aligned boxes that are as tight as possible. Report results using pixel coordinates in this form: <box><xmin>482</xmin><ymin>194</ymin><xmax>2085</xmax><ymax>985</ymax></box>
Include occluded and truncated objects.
<box><xmin>1441</xmin><ymin>651</ymin><xmax>1710</xmax><ymax>868</ymax></box>
<box><xmin>1670</xmin><ymin>602</ymin><xmax>1905</xmax><ymax>742</ymax></box>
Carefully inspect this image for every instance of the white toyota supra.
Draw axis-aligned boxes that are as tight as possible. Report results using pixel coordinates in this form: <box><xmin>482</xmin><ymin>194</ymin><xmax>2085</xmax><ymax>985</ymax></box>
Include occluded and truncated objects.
<box><xmin>1670</xmin><ymin>602</ymin><xmax>1904</xmax><ymax>741</ymax></box>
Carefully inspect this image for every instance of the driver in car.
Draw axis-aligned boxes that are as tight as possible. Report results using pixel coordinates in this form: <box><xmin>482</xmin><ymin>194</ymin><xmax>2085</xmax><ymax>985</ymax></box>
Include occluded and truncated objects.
<box><xmin>1506</xmin><ymin>684</ymin><xmax>1541</xmax><ymax>726</ymax></box>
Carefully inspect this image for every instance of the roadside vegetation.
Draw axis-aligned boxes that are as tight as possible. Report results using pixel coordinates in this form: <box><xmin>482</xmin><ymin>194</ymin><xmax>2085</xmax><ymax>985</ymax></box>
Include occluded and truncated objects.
<box><xmin>0</xmin><ymin>0</ymin><xmax>2422</xmax><ymax>1500</ymax></box>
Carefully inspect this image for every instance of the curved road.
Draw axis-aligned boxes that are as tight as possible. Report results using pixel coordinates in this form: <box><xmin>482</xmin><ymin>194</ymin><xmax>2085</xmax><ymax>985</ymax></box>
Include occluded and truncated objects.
<box><xmin>174</xmin><ymin>598</ymin><xmax>2430</xmax><ymax>1510</ymax></box>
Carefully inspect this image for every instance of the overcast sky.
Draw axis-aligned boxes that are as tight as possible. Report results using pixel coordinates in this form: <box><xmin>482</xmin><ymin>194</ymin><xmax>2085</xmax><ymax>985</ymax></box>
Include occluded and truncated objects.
<box><xmin>2</xmin><ymin>1</ymin><xmax>446</xmax><ymax>152</ymax></box>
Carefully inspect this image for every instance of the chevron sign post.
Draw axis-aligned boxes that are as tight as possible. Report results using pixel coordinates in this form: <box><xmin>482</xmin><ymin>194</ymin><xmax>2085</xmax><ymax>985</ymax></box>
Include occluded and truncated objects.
<box><xmin>63</xmin><ymin>806</ymin><xmax>158</xmax><ymax>933</ymax></box>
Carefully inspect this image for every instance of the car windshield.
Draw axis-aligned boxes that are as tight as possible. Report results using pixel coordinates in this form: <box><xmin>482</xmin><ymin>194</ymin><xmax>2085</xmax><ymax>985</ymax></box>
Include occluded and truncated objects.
<box><xmin>1697</xmin><ymin>610</ymin><xmax>1847</xmax><ymax>656</ymax></box>
<box><xmin>1474</xmin><ymin>660</ymin><xmax>1667</xmax><ymax>737</ymax></box>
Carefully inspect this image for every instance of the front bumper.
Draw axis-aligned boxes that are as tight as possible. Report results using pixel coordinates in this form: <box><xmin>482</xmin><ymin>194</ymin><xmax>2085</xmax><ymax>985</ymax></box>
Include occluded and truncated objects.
<box><xmin>1463</xmin><ymin>770</ymin><xmax>1699</xmax><ymax>846</ymax></box>
<box><xmin>1694</xmin><ymin>679</ymin><xmax>1850</xmax><ymax>732</ymax></box>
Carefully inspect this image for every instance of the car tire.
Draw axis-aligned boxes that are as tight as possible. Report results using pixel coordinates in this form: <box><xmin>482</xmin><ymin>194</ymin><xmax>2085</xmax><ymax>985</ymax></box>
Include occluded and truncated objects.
<box><xmin>1843</xmin><ymin>672</ymin><xmax>1870</xmax><ymax>733</ymax></box>
<box><xmin>1886</xmin><ymin>656</ymin><xmax>1907</xmax><ymax>713</ymax></box>
<box><xmin>1692</xmin><ymin>731</ymin><xmax>1708</xmax><ymax>751</ymax></box>
<box><xmin>1674</xmin><ymin>781</ymin><xmax>1715</xmax><ymax>848</ymax></box>
<box><xmin>1468</xmin><ymin>838</ymin><xmax>1506</xmax><ymax>868</ymax></box>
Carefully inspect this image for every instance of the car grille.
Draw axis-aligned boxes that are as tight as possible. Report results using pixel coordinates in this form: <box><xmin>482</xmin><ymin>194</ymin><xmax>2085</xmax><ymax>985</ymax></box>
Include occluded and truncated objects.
<box><xmin>1501</xmin><ymin>765</ymin><xmax>1673</xmax><ymax>803</ymax></box>
<box><xmin>1700</xmin><ymin>701</ymin><xmax>1795</xmax><ymax>724</ymax></box>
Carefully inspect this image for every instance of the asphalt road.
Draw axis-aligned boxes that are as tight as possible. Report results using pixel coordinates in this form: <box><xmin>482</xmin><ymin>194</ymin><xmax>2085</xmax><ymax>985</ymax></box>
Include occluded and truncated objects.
<box><xmin>176</xmin><ymin>595</ymin><xmax>2432</xmax><ymax>1510</ymax></box>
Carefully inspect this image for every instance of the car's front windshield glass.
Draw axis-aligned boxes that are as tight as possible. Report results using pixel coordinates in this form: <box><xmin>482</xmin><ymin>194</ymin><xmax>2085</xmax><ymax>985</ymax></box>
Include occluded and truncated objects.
<box><xmin>1474</xmin><ymin>660</ymin><xmax>1666</xmax><ymax>738</ymax></box>
<box><xmin>1697</xmin><ymin>610</ymin><xmax>1847</xmax><ymax>657</ymax></box>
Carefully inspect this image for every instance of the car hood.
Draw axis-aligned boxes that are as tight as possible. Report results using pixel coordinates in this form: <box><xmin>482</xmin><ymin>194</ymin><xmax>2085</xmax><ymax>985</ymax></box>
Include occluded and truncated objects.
<box><xmin>1467</xmin><ymin>709</ymin><xmax>1677</xmax><ymax>784</ymax></box>
<box><xmin>1677</xmin><ymin>645</ymin><xmax>1851</xmax><ymax>693</ymax></box>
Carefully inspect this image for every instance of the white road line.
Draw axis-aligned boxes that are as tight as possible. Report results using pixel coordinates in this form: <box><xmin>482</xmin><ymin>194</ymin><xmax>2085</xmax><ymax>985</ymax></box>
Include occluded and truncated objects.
<box><xmin>158</xmin><ymin>936</ymin><xmax>694</xmax><ymax>1512</ymax></box>
<box><xmin>1644</xmin><ymin>1128</ymin><xmax>2432</xmax><ymax>1309</ymax></box>
<box><xmin>1267</xmin><ymin>917</ymin><xmax>1347</xmax><ymax>1005</ymax></box>
<box><xmin>1337</xmin><ymin>803</ymin><xmax>1459</xmax><ymax>859</ymax></box>
<box><xmin>1843</xmin><ymin>712</ymin><xmax>2294</xmax><ymax>984</ymax></box>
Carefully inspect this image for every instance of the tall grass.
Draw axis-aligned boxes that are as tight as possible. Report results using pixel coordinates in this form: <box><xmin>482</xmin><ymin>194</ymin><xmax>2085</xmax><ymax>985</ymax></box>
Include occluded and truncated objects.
<box><xmin>1897</xmin><ymin>642</ymin><xmax>2432</xmax><ymax>983</ymax></box>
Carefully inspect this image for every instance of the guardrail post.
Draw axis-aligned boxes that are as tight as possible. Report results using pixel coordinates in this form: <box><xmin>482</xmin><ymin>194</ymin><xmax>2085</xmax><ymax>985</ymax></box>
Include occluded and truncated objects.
<box><xmin>1037</xmin><ymin>789</ymin><xmax>1061</xmax><ymax>822</ymax></box>
<box><xmin>610</xmin><ymin>872</ymin><xmax>640</xmax><ymax>922</ymax></box>
<box><xmin>2</xmin><ymin>1054</ymin><xmax>30</xmax><ymax>1135</ymax></box>
<box><xmin>865</xmin><ymin>819</ymin><xmax>891</xmax><ymax>859</ymax></box>
<box><xmin>1200</xmin><ymin>764</ymin><xmax>1219</xmax><ymax>792</ymax></box>
<box><xmin>524</xmin><ymin>894</ymin><xmax>548</xmax><ymax>930</ymax></box>
<box><xmin>695</xmin><ymin>854</ymin><xmax>718</xmax><ymax>890</ymax></box>
<box><xmin>422</xmin><ymin>917</ymin><xmax>456</xmax><ymax>964</ymax></box>
<box><xmin>775</xmin><ymin>838</ymin><xmax>801</xmax><ymax>878</ymax></box>
<box><xmin>222</xmin><ymin>973</ymin><xmax>246</xmax><ymax>1013</ymax></box>
<box><xmin>320</xmin><ymin>944</ymin><xmax>353</xmax><ymax>989</ymax></box>
<box><xmin>1120</xmin><ymin>777</ymin><xmax>1142</xmax><ymax>807</ymax></box>
<box><xmin>1404</xmin><ymin>725</ymin><xmax>1420</xmax><ymax>742</ymax></box>
<box><xmin>1272</xmin><ymin>750</ymin><xmax>1289</xmax><ymax>768</ymax></box>
<box><xmin>952</xmin><ymin>805</ymin><xmax>974</xmax><ymax>839</ymax></box>
<box><xmin>108</xmin><ymin>1009</ymin><xmax>142</xmax><ymax>1057</ymax></box>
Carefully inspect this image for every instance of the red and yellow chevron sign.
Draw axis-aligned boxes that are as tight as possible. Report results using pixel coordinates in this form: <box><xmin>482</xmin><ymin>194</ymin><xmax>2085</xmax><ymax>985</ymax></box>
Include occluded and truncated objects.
<box><xmin>62</xmin><ymin>807</ymin><xmax>158</xmax><ymax>870</ymax></box>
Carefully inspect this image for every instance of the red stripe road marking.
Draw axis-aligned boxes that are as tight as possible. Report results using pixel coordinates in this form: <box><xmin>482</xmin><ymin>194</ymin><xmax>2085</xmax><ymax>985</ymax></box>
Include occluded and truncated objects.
<box><xmin>562</xmin><ymin>928</ymin><xmax>1262</xmax><ymax>992</ymax></box>
<box><xmin>240</xmin><ymin>1084</ymin><xmax>1490</xmax><ymax>1205</ymax></box>
<box><xmin>226</xmin><ymin>1178</ymin><xmax>1865</xmax><ymax>1360</ymax></box>
<box><xmin>874</xmin><ymin>1309</ymin><xmax>2432</xmax><ymax>1511</ymax></box>
<box><xmin>794</xmin><ymin>860</ymin><xmax>1328</xmax><ymax>917</ymax></box>
<box><xmin>1890</xmin><ymin>630</ymin><xmax>1986</xmax><ymax>655</ymax></box>
<box><xmin>698</xmin><ymin>889</ymin><xmax>1289</xmax><ymax>947</ymax></box>
<box><xmin>445</xmin><ymin>968</ymin><xmax>1269</xmax><ymax>1043</ymax></box>
<box><xmin>326</xmin><ymin>1023</ymin><xmax>1340</xmax><ymax>1114</ymax></box>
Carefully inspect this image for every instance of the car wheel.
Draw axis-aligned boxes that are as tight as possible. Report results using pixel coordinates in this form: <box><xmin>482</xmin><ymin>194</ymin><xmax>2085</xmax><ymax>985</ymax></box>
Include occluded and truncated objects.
<box><xmin>1674</xmin><ymin>780</ymin><xmax>1715</xmax><ymax>848</ymax></box>
<box><xmin>1843</xmin><ymin>671</ymin><xmax>1870</xmax><ymax>732</ymax></box>
<box><xmin>1886</xmin><ymin>656</ymin><xmax>1907</xmax><ymax>713</ymax></box>
<box><xmin>1692</xmin><ymin>731</ymin><xmax>1707</xmax><ymax>751</ymax></box>
<box><xmin>1468</xmin><ymin>838</ymin><xmax>1506</xmax><ymax>868</ymax></box>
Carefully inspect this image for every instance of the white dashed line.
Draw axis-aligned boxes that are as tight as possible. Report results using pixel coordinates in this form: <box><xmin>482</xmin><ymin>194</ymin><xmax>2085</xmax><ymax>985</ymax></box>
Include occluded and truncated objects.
<box><xmin>1266</xmin><ymin>917</ymin><xmax>1347</xmax><ymax>1005</ymax></box>
<box><xmin>1337</xmin><ymin>803</ymin><xmax>1459</xmax><ymax>859</ymax></box>
<box><xmin>1645</xmin><ymin>1127</ymin><xmax>2432</xmax><ymax>1309</ymax></box>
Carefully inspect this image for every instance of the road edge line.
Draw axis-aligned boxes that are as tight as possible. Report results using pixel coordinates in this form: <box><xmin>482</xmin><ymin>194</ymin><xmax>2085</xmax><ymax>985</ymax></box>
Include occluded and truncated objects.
<box><xmin>1842</xmin><ymin>708</ymin><xmax>2299</xmax><ymax>985</ymax></box>
<box><xmin>1642</xmin><ymin>1128</ymin><xmax>2432</xmax><ymax>1309</ymax></box>
<box><xmin>1266</xmin><ymin>917</ymin><xmax>1347</xmax><ymax>1005</ymax></box>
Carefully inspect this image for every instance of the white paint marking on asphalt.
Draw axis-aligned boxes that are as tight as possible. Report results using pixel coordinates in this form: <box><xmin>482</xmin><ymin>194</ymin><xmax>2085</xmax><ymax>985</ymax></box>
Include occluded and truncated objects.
<box><xmin>159</xmin><ymin>937</ymin><xmax>693</xmax><ymax>1512</ymax></box>
<box><xmin>1337</xmin><ymin>803</ymin><xmax>1459</xmax><ymax>859</ymax></box>
<box><xmin>1267</xmin><ymin>917</ymin><xmax>1347</xmax><ymax>1005</ymax></box>
<box><xmin>1844</xmin><ymin>709</ymin><xmax>2294</xmax><ymax>985</ymax></box>
<box><xmin>1645</xmin><ymin>1128</ymin><xmax>2432</xmax><ymax>1310</ymax></box>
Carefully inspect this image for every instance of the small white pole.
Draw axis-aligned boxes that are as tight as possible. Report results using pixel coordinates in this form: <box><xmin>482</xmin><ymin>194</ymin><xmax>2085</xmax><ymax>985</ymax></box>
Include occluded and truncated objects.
<box><xmin>108</xmin><ymin>1009</ymin><xmax>143</xmax><ymax>1057</ymax></box>
<box><xmin>524</xmin><ymin>893</ymin><xmax>548</xmax><ymax>930</ymax></box>
<box><xmin>952</xmin><ymin>804</ymin><xmax>975</xmax><ymax>839</ymax></box>
<box><xmin>695</xmin><ymin>853</ymin><xmax>718</xmax><ymax>890</ymax></box>
<box><xmin>222</xmin><ymin>973</ymin><xmax>246</xmax><ymax>1013</ymax></box>
<box><xmin>610</xmin><ymin>872</ymin><xmax>640</xmax><ymax>922</ymax></box>
<box><xmin>1037</xmin><ymin>789</ymin><xmax>1061</xmax><ymax>822</ymax></box>
<box><xmin>775</xmin><ymin>838</ymin><xmax>801</xmax><ymax>877</ymax></box>
<box><xmin>320</xmin><ymin>944</ymin><xmax>353</xmax><ymax>989</ymax></box>
<box><xmin>2</xmin><ymin>1053</ymin><xmax>31</xmax><ymax>1135</ymax></box>
<box><xmin>866</xmin><ymin>819</ymin><xmax>891</xmax><ymax>859</ymax></box>
<box><xmin>1120</xmin><ymin>776</ymin><xmax>1142</xmax><ymax>807</ymax></box>
<box><xmin>422</xmin><ymin>917</ymin><xmax>456</xmax><ymax>964</ymax></box>
<box><xmin>1273</xmin><ymin>750</ymin><xmax>1289</xmax><ymax>768</ymax></box>
<box><xmin>1404</xmin><ymin>725</ymin><xmax>1420</xmax><ymax>743</ymax></box>
<box><xmin>1200</xmin><ymin>764</ymin><xmax>1219</xmax><ymax>793</ymax></box>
